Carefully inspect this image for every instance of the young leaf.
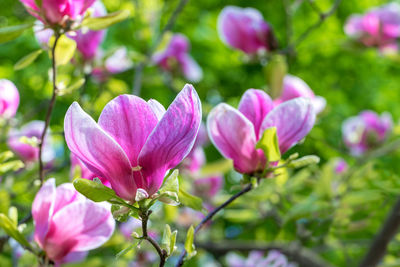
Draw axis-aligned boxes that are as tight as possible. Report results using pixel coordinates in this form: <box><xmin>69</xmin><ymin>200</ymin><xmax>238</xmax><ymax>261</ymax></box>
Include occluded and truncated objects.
<box><xmin>158</xmin><ymin>170</ymin><xmax>180</xmax><ymax>205</ymax></box>
<box><xmin>0</xmin><ymin>214</ymin><xmax>31</xmax><ymax>249</ymax></box>
<box><xmin>0</xmin><ymin>160</ymin><xmax>24</xmax><ymax>175</ymax></box>
<box><xmin>264</xmin><ymin>54</ymin><xmax>287</xmax><ymax>98</ymax></box>
<box><xmin>116</xmin><ymin>242</ymin><xmax>137</xmax><ymax>259</ymax></box>
<box><xmin>14</xmin><ymin>49</ymin><xmax>43</xmax><ymax>70</ymax></box>
<box><xmin>179</xmin><ymin>189</ymin><xmax>203</xmax><ymax>211</ymax></box>
<box><xmin>49</xmin><ymin>35</ymin><xmax>77</xmax><ymax>66</ymax></box>
<box><xmin>73</xmin><ymin>178</ymin><xmax>117</xmax><ymax>202</ymax></box>
<box><xmin>184</xmin><ymin>225</ymin><xmax>196</xmax><ymax>260</ymax></box>
<box><xmin>82</xmin><ymin>10</ymin><xmax>130</xmax><ymax>30</ymax></box>
<box><xmin>0</xmin><ymin>23</ymin><xmax>33</xmax><ymax>44</ymax></box>
<box><xmin>161</xmin><ymin>224</ymin><xmax>172</xmax><ymax>255</ymax></box>
<box><xmin>58</xmin><ymin>78</ymin><xmax>85</xmax><ymax>96</ymax></box>
<box><xmin>0</xmin><ymin>151</ymin><xmax>14</xmax><ymax>162</ymax></box>
<box><xmin>256</xmin><ymin>127</ymin><xmax>281</xmax><ymax>162</ymax></box>
<box><xmin>8</xmin><ymin>207</ymin><xmax>18</xmax><ymax>226</ymax></box>
<box><xmin>287</xmin><ymin>155</ymin><xmax>320</xmax><ymax>169</ymax></box>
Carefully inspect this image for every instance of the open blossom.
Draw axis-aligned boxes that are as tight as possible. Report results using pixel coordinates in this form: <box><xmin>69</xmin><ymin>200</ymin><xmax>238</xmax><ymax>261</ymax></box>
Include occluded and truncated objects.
<box><xmin>70</xmin><ymin>153</ymin><xmax>111</xmax><ymax>187</ymax></box>
<box><xmin>344</xmin><ymin>3</ymin><xmax>400</xmax><ymax>51</ymax></box>
<box><xmin>7</xmin><ymin>121</ymin><xmax>55</xmax><ymax>164</ymax></box>
<box><xmin>64</xmin><ymin>84</ymin><xmax>201</xmax><ymax>201</ymax></box>
<box><xmin>218</xmin><ymin>6</ymin><xmax>277</xmax><ymax>54</ymax></box>
<box><xmin>226</xmin><ymin>250</ymin><xmax>297</xmax><ymax>267</ymax></box>
<box><xmin>342</xmin><ymin>110</ymin><xmax>392</xmax><ymax>156</ymax></box>
<box><xmin>207</xmin><ymin>89</ymin><xmax>316</xmax><ymax>175</ymax></box>
<box><xmin>20</xmin><ymin>0</ymin><xmax>96</xmax><ymax>26</ymax></box>
<box><xmin>32</xmin><ymin>179</ymin><xmax>115</xmax><ymax>264</ymax></box>
<box><xmin>0</xmin><ymin>79</ymin><xmax>20</xmax><ymax>118</ymax></box>
<box><xmin>153</xmin><ymin>34</ymin><xmax>203</xmax><ymax>82</ymax></box>
<box><xmin>274</xmin><ymin>75</ymin><xmax>326</xmax><ymax>114</ymax></box>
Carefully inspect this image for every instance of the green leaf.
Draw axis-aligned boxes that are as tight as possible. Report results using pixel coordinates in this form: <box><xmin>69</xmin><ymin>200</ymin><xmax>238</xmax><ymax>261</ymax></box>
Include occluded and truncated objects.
<box><xmin>73</xmin><ymin>178</ymin><xmax>117</xmax><ymax>202</ymax></box>
<box><xmin>264</xmin><ymin>54</ymin><xmax>287</xmax><ymax>98</ymax></box>
<box><xmin>14</xmin><ymin>49</ymin><xmax>43</xmax><ymax>70</ymax></box>
<box><xmin>0</xmin><ymin>190</ymin><xmax>10</xmax><ymax>214</ymax></box>
<box><xmin>58</xmin><ymin>78</ymin><xmax>85</xmax><ymax>96</ymax></box>
<box><xmin>161</xmin><ymin>224</ymin><xmax>177</xmax><ymax>256</ymax></box>
<box><xmin>184</xmin><ymin>225</ymin><xmax>196</xmax><ymax>260</ymax></box>
<box><xmin>8</xmin><ymin>207</ymin><xmax>18</xmax><ymax>226</ymax></box>
<box><xmin>49</xmin><ymin>35</ymin><xmax>77</xmax><ymax>66</ymax></box>
<box><xmin>287</xmin><ymin>155</ymin><xmax>320</xmax><ymax>169</ymax></box>
<box><xmin>178</xmin><ymin>188</ymin><xmax>203</xmax><ymax>211</ymax></box>
<box><xmin>0</xmin><ymin>214</ymin><xmax>31</xmax><ymax>249</ymax></box>
<box><xmin>0</xmin><ymin>23</ymin><xmax>33</xmax><ymax>44</ymax></box>
<box><xmin>0</xmin><ymin>151</ymin><xmax>14</xmax><ymax>163</ymax></box>
<box><xmin>256</xmin><ymin>127</ymin><xmax>281</xmax><ymax>162</ymax></box>
<box><xmin>116</xmin><ymin>242</ymin><xmax>137</xmax><ymax>259</ymax></box>
<box><xmin>0</xmin><ymin>160</ymin><xmax>24</xmax><ymax>175</ymax></box>
<box><xmin>158</xmin><ymin>170</ymin><xmax>180</xmax><ymax>206</ymax></box>
<box><xmin>82</xmin><ymin>10</ymin><xmax>130</xmax><ymax>30</ymax></box>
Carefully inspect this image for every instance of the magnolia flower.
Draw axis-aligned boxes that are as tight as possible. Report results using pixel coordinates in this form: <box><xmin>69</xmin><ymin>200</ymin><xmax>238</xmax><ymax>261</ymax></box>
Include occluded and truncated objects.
<box><xmin>64</xmin><ymin>84</ymin><xmax>202</xmax><ymax>201</ymax></box>
<box><xmin>334</xmin><ymin>158</ymin><xmax>348</xmax><ymax>174</ymax></box>
<box><xmin>274</xmin><ymin>75</ymin><xmax>326</xmax><ymax>114</ymax></box>
<box><xmin>70</xmin><ymin>153</ymin><xmax>111</xmax><ymax>187</ymax></box>
<box><xmin>7</xmin><ymin>121</ymin><xmax>55</xmax><ymax>164</ymax></box>
<box><xmin>32</xmin><ymin>179</ymin><xmax>115</xmax><ymax>264</ymax></box>
<box><xmin>153</xmin><ymin>34</ymin><xmax>203</xmax><ymax>82</ymax></box>
<box><xmin>105</xmin><ymin>47</ymin><xmax>133</xmax><ymax>74</ymax></box>
<box><xmin>226</xmin><ymin>250</ymin><xmax>297</xmax><ymax>267</ymax></box>
<box><xmin>218</xmin><ymin>6</ymin><xmax>277</xmax><ymax>54</ymax></box>
<box><xmin>344</xmin><ymin>3</ymin><xmax>400</xmax><ymax>51</ymax></box>
<box><xmin>193</xmin><ymin>176</ymin><xmax>223</xmax><ymax>199</ymax></box>
<box><xmin>19</xmin><ymin>0</ymin><xmax>96</xmax><ymax>26</ymax></box>
<box><xmin>207</xmin><ymin>89</ymin><xmax>316</xmax><ymax>175</ymax></box>
<box><xmin>342</xmin><ymin>110</ymin><xmax>392</xmax><ymax>156</ymax></box>
<box><xmin>0</xmin><ymin>79</ymin><xmax>19</xmax><ymax>118</ymax></box>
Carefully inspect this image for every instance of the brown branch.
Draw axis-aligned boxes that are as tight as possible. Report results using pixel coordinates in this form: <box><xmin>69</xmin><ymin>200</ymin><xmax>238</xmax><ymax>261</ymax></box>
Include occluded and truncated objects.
<box><xmin>38</xmin><ymin>33</ymin><xmax>61</xmax><ymax>186</ymax></box>
<box><xmin>196</xmin><ymin>241</ymin><xmax>334</xmax><ymax>267</ymax></box>
<box><xmin>133</xmin><ymin>0</ymin><xmax>189</xmax><ymax>95</ymax></box>
<box><xmin>175</xmin><ymin>183</ymin><xmax>253</xmax><ymax>267</ymax></box>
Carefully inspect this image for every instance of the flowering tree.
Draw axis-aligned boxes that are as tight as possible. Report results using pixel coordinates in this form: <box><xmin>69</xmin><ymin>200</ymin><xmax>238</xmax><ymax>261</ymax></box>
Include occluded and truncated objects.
<box><xmin>1</xmin><ymin>0</ymin><xmax>400</xmax><ymax>267</ymax></box>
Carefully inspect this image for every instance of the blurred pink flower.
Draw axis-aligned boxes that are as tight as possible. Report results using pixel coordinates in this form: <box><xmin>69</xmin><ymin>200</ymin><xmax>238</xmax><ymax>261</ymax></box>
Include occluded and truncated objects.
<box><xmin>226</xmin><ymin>250</ymin><xmax>297</xmax><ymax>267</ymax></box>
<box><xmin>274</xmin><ymin>75</ymin><xmax>326</xmax><ymax>114</ymax></box>
<box><xmin>218</xmin><ymin>6</ymin><xmax>277</xmax><ymax>54</ymax></box>
<box><xmin>153</xmin><ymin>34</ymin><xmax>203</xmax><ymax>82</ymax></box>
<box><xmin>344</xmin><ymin>3</ymin><xmax>400</xmax><ymax>51</ymax></box>
<box><xmin>0</xmin><ymin>79</ymin><xmax>19</xmax><ymax>118</ymax></box>
<box><xmin>20</xmin><ymin>0</ymin><xmax>96</xmax><ymax>26</ymax></box>
<box><xmin>334</xmin><ymin>158</ymin><xmax>348</xmax><ymax>174</ymax></box>
<box><xmin>7</xmin><ymin>121</ymin><xmax>55</xmax><ymax>164</ymax></box>
<box><xmin>105</xmin><ymin>47</ymin><xmax>133</xmax><ymax>74</ymax></box>
<box><xmin>207</xmin><ymin>89</ymin><xmax>316</xmax><ymax>175</ymax></box>
<box><xmin>64</xmin><ymin>84</ymin><xmax>202</xmax><ymax>201</ymax></box>
<box><xmin>342</xmin><ymin>110</ymin><xmax>392</xmax><ymax>156</ymax></box>
<box><xmin>32</xmin><ymin>178</ymin><xmax>115</xmax><ymax>264</ymax></box>
<box><xmin>193</xmin><ymin>176</ymin><xmax>223</xmax><ymax>199</ymax></box>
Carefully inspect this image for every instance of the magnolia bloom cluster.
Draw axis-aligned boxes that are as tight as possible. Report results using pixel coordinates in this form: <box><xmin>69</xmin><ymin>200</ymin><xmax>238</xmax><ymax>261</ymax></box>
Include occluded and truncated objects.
<box><xmin>218</xmin><ymin>6</ymin><xmax>277</xmax><ymax>54</ymax></box>
<box><xmin>226</xmin><ymin>250</ymin><xmax>297</xmax><ymax>267</ymax></box>
<box><xmin>274</xmin><ymin>75</ymin><xmax>326</xmax><ymax>114</ymax></box>
<box><xmin>342</xmin><ymin>110</ymin><xmax>393</xmax><ymax>156</ymax></box>
<box><xmin>0</xmin><ymin>79</ymin><xmax>20</xmax><ymax>119</ymax></box>
<box><xmin>64</xmin><ymin>84</ymin><xmax>201</xmax><ymax>201</ymax></box>
<box><xmin>32</xmin><ymin>179</ymin><xmax>115</xmax><ymax>265</ymax></box>
<box><xmin>208</xmin><ymin>89</ymin><xmax>316</xmax><ymax>175</ymax></box>
<box><xmin>344</xmin><ymin>3</ymin><xmax>400</xmax><ymax>52</ymax></box>
<box><xmin>153</xmin><ymin>34</ymin><xmax>203</xmax><ymax>82</ymax></box>
<box><xmin>20</xmin><ymin>0</ymin><xmax>96</xmax><ymax>27</ymax></box>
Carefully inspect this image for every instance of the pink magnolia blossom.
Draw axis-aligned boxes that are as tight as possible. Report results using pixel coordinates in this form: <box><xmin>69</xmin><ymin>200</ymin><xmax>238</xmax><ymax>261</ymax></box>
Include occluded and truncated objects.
<box><xmin>342</xmin><ymin>110</ymin><xmax>392</xmax><ymax>156</ymax></box>
<box><xmin>218</xmin><ymin>6</ymin><xmax>277</xmax><ymax>54</ymax></box>
<box><xmin>334</xmin><ymin>158</ymin><xmax>348</xmax><ymax>174</ymax></box>
<box><xmin>0</xmin><ymin>79</ymin><xmax>20</xmax><ymax>118</ymax></box>
<box><xmin>193</xmin><ymin>176</ymin><xmax>223</xmax><ymax>199</ymax></box>
<box><xmin>207</xmin><ymin>89</ymin><xmax>316</xmax><ymax>175</ymax></box>
<box><xmin>226</xmin><ymin>250</ymin><xmax>297</xmax><ymax>267</ymax></box>
<box><xmin>64</xmin><ymin>84</ymin><xmax>202</xmax><ymax>201</ymax></box>
<box><xmin>70</xmin><ymin>153</ymin><xmax>110</xmax><ymax>187</ymax></box>
<box><xmin>105</xmin><ymin>47</ymin><xmax>133</xmax><ymax>73</ymax></box>
<box><xmin>153</xmin><ymin>34</ymin><xmax>203</xmax><ymax>82</ymax></box>
<box><xmin>344</xmin><ymin>3</ymin><xmax>400</xmax><ymax>51</ymax></box>
<box><xmin>7</xmin><ymin>121</ymin><xmax>55</xmax><ymax>164</ymax></box>
<box><xmin>32</xmin><ymin>178</ymin><xmax>115</xmax><ymax>264</ymax></box>
<box><xmin>20</xmin><ymin>0</ymin><xmax>96</xmax><ymax>26</ymax></box>
<box><xmin>274</xmin><ymin>75</ymin><xmax>326</xmax><ymax>114</ymax></box>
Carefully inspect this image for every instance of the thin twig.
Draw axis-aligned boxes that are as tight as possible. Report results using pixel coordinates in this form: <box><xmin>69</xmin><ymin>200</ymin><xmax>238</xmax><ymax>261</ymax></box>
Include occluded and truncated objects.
<box><xmin>133</xmin><ymin>0</ymin><xmax>189</xmax><ymax>95</ymax></box>
<box><xmin>38</xmin><ymin>33</ymin><xmax>61</xmax><ymax>186</ymax></box>
<box><xmin>175</xmin><ymin>183</ymin><xmax>253</xmax><ymax>267</ymax></box>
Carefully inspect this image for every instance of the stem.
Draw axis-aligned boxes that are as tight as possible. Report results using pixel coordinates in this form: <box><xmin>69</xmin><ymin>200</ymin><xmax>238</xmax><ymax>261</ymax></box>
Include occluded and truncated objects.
<box><xmin>140</xmin><ymin>210</ymin><xmax>167</xmax><ymax>267</ymax></box>
<box><xmin>38</xmin><ymin>33</ymin><xmax>61</xmax><ymax>186</ymax></box>
<box><xmin>133</xmin><ymin>0</ymin><xmax>189</xmax><ymax>95</ymax></box>
<box><xmin>358</xmin><ymin>195</ymin><xmax>400</xmax><ymax>267</ymax></box>
<box><xmin>175</xmin><ymin>183</ymin><xmax>253</xmax><ymax>267</ymax></box>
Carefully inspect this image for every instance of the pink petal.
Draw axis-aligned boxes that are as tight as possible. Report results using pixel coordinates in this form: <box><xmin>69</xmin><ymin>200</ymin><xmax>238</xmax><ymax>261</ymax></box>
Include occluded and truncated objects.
<box><xmin>64</xmin><ymin>102</ymin><xmax>135</xmax><ymax>200</ymax></box>
<box><xmin>260</xmin><ymin>98</ymin><xmax>316</xmax><ymax>154</ymax></box>
<box><xmin>53</xmin><ymin>183</ymin><xmax>84</xmax><ymax>214</ymax></box>
<box><xmin>147</xmin><ymin>99</ymin><xmax>166</xmax><ymax>121</ymax></box>
<box><xmin>180</xmin><ymin>54</ymin><xmax>203</xmax><ymax>82</ymax></box>
<box><xmin>32</xmin><ymin>178</ymin><xmax>56</xmax><ymax>248</ymax></box>
<box><xmin>138</xmin><ymin>84</ymin><xmax>202</xmax><ymax>195</ymax></box>
<box><xmin>207</xmin><ymin>103</ymin><xmax>266</xmax><ymax>174</ymax></box>
<box><xmin>238</xmin><ymin>89</ymin><xmax>273</xmax><ymax>139</ymax></box>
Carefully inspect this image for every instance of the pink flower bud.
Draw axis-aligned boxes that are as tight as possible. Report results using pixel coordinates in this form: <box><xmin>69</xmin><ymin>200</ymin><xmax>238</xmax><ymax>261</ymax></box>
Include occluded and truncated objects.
<box><xmin>0</xmin><ymin>79</ymin><xmax>19</xmax><ymax>118</ymax></box>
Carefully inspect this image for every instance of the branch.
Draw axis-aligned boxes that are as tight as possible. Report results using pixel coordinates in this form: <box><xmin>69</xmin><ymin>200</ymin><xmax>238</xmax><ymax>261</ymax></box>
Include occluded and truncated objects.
<box><xmin>196</xmin><ymin>241</ymin><xmax>334</xmax><ymax>267</ymax></box>
<box><xmin>175</xmin><ymin>183</ymin><xmax>253</xmax><ymax>267</ymax></box>
<box><xmin>38</xmin><ymin>33</ymin><xmax>61</xmax><ymax>186</ymax></box>
<box><xmin>133</xmin><ymin>0</ymin><xmax>189</xmax><ymax>95</ymax></box>
<box><xmin>358</xmin><ymin>195</ymin><xmax>400</xmax><ymax>267</ymax></box>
